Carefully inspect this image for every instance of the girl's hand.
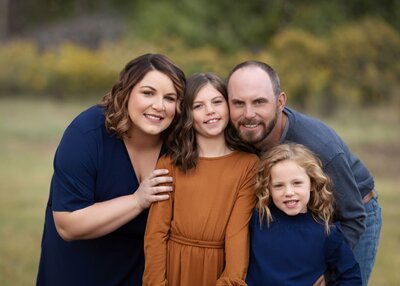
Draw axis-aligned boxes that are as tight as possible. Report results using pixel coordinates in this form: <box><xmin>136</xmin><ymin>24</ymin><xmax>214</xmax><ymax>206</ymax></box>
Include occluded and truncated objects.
<box><xmin>134</xmin><ymin>169</ymin><xmax>173</xmax><ymax>210</ymax></box>
<box><xmin>313</xmin><ymin>275</ymin><xmax>326</xmax><ymax>286</ymax></box>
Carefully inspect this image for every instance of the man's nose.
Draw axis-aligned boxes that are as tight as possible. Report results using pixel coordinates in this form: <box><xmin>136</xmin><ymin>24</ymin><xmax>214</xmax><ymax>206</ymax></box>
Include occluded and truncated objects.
<box><xmin>244</xmin><ymin>105</ymin><xmax>256</xmax><ymax>118</ymax></box>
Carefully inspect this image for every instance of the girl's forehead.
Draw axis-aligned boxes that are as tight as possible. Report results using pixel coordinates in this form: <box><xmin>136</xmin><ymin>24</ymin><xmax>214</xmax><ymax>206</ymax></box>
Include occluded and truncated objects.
<box><xmin>271</xmin><ymin>159</ymin><xmax>307</xmax><ymax>175</ymax></box>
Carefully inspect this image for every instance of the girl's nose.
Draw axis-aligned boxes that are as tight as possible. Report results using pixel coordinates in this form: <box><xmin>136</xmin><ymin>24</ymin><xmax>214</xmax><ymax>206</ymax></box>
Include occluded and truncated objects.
<box><xmin>205</xmin><ymin>104</ymin><xmax>215</xmax><ymax>115</ymax></box>
<box><xmin>284</xmin><ymin>186</ymin><xmax>295</xmax><ymax>196</ymax></box>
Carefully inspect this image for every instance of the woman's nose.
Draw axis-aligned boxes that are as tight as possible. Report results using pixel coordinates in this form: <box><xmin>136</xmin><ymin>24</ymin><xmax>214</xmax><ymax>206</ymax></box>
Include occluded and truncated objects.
<box><xmin>152</xmin><ymin>96</ymin><xmax>165</xmax><ymax>111</ymax></box>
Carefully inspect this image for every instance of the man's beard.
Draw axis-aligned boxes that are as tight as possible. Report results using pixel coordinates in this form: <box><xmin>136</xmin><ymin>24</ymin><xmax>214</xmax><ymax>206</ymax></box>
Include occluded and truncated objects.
<box><xmin>238</xmin><ymin>110</ymin><xmax>278</xmax><ymax>146</ymax></box>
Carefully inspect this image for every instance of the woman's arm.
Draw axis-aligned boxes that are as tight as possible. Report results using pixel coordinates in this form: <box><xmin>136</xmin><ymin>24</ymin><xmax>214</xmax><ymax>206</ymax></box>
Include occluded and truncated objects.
<box><xmin>53</xmin><ymin>169</ymin><xmax>173</xmax><ymax>241</ymax></box>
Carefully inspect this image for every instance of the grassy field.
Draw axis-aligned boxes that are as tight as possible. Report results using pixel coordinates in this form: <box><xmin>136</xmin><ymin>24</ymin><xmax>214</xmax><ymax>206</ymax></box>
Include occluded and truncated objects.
<box><xmin>0</xmin><ymin>97</ymin><xmax>399</xmax><ymax>285</ymax></box>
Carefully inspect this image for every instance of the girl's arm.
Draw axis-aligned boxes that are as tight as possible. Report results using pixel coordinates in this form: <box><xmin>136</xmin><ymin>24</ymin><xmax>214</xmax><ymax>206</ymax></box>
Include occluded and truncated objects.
<box><xmin>142</xmin><ymin>158</ymin><xmax>174</xmax><ymax>286</ymax></box>
<box><xmin>326</xmin><ymin>225</ymin><xmax>362</xmax><ymax>285</ymax></box>
<box><xmin>53</xmin><ymin>169</ymin><xmax>173</xmax><ymax>241</ymax></box>
<box><xmin>217</xmin><ymin>159</ymin><xmax>257</xmax><ymax>286</ymax></box>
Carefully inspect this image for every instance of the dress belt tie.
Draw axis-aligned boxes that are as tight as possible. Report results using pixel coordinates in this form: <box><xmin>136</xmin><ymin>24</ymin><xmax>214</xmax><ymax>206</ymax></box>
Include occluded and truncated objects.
<box><xmin>169</xmin><ymin>234</ymin><xmax>224</xmax><ymax>249</ymax></box>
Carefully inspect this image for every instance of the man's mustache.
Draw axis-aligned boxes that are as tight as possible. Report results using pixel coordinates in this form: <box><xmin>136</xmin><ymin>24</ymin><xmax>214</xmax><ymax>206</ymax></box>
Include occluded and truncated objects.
<box><xmin>238</xmin><ymin>119</ymin><xmax>262</xmax><ymax>126</ymax></box>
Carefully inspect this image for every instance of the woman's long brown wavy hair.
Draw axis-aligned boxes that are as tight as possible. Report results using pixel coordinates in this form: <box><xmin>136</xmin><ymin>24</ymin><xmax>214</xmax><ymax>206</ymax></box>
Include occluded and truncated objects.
<box><xmin>99</xmin><ymin>53</ymin><xmax>186</xmax><ymax>139</ymax></box>
<box><xmin>255</xmin><ymin>143</ymin><xmax>335</xmax><ymax>234</ymax></box>
<box><xmin>167</xmin><ymin>72</ymin><xmax>252</xmax><ymax>172</ymax></box>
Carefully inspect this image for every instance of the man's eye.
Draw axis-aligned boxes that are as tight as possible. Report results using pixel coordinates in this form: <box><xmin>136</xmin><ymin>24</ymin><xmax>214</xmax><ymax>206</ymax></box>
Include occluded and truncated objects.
<box><xmin>233</xmin><ymin>101</ymin><xmax>244</xmax><ymax>107</ymax></box>
<box><xmin>255</xmin><ymin>99</ymin><xmax>266</xmax><ymax>105</ymax></box>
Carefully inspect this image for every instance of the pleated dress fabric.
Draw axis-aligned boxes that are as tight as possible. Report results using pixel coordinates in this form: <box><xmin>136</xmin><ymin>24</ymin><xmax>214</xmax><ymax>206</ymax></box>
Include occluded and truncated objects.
<box><xmin>143</xmin><ymin>151</ymin><xmax>258</xmax><ymax>286</ymax></box>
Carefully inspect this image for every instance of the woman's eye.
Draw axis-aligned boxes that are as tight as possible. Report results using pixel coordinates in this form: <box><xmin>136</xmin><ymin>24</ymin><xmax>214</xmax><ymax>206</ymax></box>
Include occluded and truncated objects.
<box><xmin>165</xmin><ymin>96</ymin><xmax>177</xmax><ymax>102</ymax></box>
<box><xmin>143</xmin><ymin>91</ymin><xmax>153</xmax><ymax>96</ymax></box>
<box><xmin>193</xmin><ymin>104</ymin><xmax>202</xmax><ymax>110</ymax></box>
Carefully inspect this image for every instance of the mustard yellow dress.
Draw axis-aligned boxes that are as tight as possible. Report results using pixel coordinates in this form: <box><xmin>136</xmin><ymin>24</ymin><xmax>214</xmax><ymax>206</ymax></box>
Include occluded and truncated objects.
<box><xmin>143</xmin><ymin>151</ymin><xmax>258</xmax><ymax>286</ymax></box>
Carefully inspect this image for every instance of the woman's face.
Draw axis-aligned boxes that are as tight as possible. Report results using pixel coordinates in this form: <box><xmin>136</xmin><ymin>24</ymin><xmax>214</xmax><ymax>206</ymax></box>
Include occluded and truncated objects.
<box><xmin>127</xmin><ymin>70</ymin><xmax>178</xmax><ymax>137</ymax></box>
<box><xmin>192</xmin><ymin>83</ymin><xmax>229</xmax><ymax>140</ymax></box>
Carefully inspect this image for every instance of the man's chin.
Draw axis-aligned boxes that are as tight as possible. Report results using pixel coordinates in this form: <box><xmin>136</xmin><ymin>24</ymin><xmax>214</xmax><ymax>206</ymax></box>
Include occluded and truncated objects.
<box><xmin>239</xmin><ymin>131</ymin><xmax>264</xmax><ymax>145</ymax></box>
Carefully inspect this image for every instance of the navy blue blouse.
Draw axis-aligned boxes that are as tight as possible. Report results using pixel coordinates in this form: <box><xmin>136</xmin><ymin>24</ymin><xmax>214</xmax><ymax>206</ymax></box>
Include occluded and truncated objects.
<box><xmin>37</xmin><ymin>105</ymin><xmax>154</xmax><ymax>286</ymax></box>
<box><xmin>246</xmin><ymin>206</ymin><xmax>361</xmax><ymax>286</ymax></box>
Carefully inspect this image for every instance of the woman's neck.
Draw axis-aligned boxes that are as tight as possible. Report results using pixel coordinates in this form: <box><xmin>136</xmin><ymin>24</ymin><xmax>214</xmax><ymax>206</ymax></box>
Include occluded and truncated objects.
<box><xmin>196</xmin><ymin>134</ymin><xmax>232</xmax><ymax>157</ymax></box>
<box><xmin>124</xmin><ymin>128</ymin><xmax>162</xmax><ymax>151</ymax></box>
<box><xmin>123</xmin><ymin>128</ymin><xmax>163</xmax><ymax>183</ymax></box>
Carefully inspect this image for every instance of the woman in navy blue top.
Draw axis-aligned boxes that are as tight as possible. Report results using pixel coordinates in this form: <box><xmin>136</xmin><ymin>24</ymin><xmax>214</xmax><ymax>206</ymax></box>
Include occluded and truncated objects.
<box><xmin>246</xmin><ymin>143</ymin><xmax>361</xmax><ymax>285</ymax></box>
<box><xmin>36</xmin><ymin>54</ymin><xmax>186</xmax><ymax>286</ymax></box>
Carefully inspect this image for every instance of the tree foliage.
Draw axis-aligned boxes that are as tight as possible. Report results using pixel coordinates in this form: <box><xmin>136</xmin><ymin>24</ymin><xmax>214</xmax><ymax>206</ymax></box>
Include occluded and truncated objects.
<box><xmin>4</xmin><ymin>0</ymin><xmax>399</xmax><ymax>52</ymax></box>
<box><xmin>1</xmin><ymin>1</ymin><xmax>399</xmax><ymax>114</ymax></box>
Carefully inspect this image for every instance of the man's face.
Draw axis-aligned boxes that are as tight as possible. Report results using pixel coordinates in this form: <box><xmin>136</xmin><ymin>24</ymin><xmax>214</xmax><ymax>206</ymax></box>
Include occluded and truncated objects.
<box><xmin>227</xmin><ymin>67</ymin><xmax>282</xmax><ymax>146</ymax></box>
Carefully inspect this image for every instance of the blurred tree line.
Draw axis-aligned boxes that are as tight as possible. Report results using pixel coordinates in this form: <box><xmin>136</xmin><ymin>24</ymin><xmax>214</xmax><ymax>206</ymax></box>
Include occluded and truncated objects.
<box><xmin>0</xmin><ymin>0</ymin><xmax>399</xmax><ymax>114</ymax></box>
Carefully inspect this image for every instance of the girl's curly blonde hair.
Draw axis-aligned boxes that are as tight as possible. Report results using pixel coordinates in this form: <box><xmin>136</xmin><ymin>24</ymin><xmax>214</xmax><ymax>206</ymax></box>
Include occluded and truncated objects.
<box><xmin>255</xmin><ymin>143</ymin><xmax>335</xmax><ymax>234</ymax></box>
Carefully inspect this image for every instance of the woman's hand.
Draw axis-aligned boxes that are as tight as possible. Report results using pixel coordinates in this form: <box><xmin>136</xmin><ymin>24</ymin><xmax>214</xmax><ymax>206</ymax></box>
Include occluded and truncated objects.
<box><xmin>133</xmin><ymin>169</ymin><xmax>173</xmax><ymax>210</ymax></box>
<box><xmin>53</xmin><ymin>169</ymin><xmax>173</xmax><ymax>241</ymax></box>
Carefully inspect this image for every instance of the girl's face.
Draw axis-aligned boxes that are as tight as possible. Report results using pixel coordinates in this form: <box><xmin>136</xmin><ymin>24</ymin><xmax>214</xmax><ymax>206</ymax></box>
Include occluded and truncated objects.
<box><xmin>269</xmin><ymin>159</ymin><xmax>311</xmax><ymax>216</ymax></box>
<box><xmin>127</xmin><ymin>70</ymin><xmax>178</xmax><ymax>137</ymax></box>
<box><xmin>192</xmin><ymin>83</ymin><xmax>229</xmax><ymax>139</ymax></box>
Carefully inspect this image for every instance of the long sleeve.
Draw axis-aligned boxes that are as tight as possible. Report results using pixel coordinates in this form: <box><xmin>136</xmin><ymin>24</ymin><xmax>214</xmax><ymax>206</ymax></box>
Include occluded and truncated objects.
<box><xmin>216</xmin><ymin>161</ymin><xmax>257</xmax><ymax>286</ymax></box>
<box><xmin>326</xmin><ymin>225</ymin><xmax>362</xmax><ymax>285</ymax></box>
<box><xmin>283</xmin><ymin>107</ymin><xmax>369</xmax><ymax>249</ymax></box>
<box><xmin>142</xmin><ymin>158</ymin><xmax>174</xmax><ymax>286</ymax></box>
<box><xmin>325</xmin><ymin>154</ymin><xmax>366</xmax><ymax>248</ymax></box>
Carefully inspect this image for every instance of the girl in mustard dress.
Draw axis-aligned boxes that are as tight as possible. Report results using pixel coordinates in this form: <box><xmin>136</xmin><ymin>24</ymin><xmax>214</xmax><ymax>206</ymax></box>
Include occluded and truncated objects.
<box><xmin>143</xmin><ymin>72</ymin><xmax>258</xmax><ymax>286</ymax></box>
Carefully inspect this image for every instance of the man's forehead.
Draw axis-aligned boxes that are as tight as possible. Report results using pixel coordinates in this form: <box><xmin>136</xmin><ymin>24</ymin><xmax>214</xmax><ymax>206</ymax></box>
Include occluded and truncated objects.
<box><xmin>229</xmin><ymin>67</ymin><xmax>270</xmax><ymax>89</ymax></box>
<box><xmin>230</xmin><ymin>93</ymin><xmax>269</xmax><ymax>102</ymax></box>
<box><xmin>231</xmin><ymin>66</ymin><xmax>266</xmax><ymax>79</ymax></box>
<box><xmin>229</xmin><ymin>74</ymin><xmax>272</xmax><ymax>98</ymax></box>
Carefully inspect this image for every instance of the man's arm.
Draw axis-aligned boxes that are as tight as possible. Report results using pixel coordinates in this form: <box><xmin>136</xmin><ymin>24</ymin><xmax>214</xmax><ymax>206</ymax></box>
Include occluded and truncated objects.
<box><xmin>325</xmin><ymin>154</ymin><xmax>366</xmax><ymax>248</ymax></box>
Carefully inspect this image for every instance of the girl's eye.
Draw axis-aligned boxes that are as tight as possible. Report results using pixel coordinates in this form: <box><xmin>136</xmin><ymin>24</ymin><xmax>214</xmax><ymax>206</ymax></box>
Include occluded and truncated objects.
<box><xmin>143</xmin><ymin>91</ymin><xmax>153</xmax><ymax>96</ymax></box>
<box><xmin>193</xmin><ymin>104</ymin><xmax>202</xmax><ymax>110</ymax></box>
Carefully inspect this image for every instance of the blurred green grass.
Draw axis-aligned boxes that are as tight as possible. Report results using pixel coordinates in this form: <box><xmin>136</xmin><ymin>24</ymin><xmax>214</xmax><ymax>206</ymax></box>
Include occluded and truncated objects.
<box><xmin>0</xmin><ymin>98</ymin><xmax>399</xmax><ymax>285</ymax></box>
